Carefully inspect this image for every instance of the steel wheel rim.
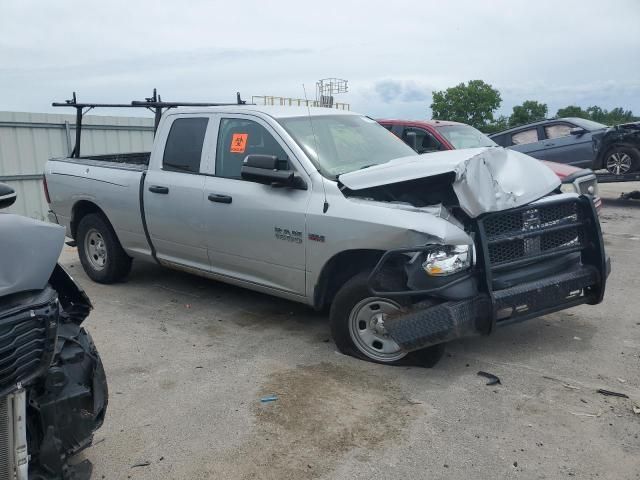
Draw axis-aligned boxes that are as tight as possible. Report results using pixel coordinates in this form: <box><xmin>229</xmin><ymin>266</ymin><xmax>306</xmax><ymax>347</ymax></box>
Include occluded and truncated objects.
<box><xmin>348</xmin><ymin>297</ymin><xmax>406</xmax><ymax>362</ymax></box>
<box><xmin>606</xmin><ymin>152</ymin><xmax>632</xmax><ymax>175</ymax></box>
<box><xmin>85</xmin><ymin>228</ymin><xmax>107</xmax><ymax>270</ymax></box>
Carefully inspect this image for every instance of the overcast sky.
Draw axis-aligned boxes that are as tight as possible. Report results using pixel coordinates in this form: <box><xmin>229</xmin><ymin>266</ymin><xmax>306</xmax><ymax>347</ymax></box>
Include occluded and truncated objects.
<box><xmin>1</xmin><ymin>0</ymin><xmax>639</xmax><ymax>120</ymax></box>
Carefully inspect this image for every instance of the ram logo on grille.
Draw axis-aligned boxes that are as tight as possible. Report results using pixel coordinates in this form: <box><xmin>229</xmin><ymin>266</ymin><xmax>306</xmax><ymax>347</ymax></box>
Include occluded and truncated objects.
<box><xmin>523</xmin><ymin>208</ymin><xmax>541</xmax><ymax>254</ymax></box>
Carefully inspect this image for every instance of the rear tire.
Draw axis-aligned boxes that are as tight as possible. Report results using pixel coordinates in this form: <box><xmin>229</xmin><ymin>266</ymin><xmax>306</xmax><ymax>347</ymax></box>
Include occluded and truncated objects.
<box><xmin>77</xmin><ymin>213</ymin><xmax>132</xmax><ymax>283</ymax></box>
<box><xmin>330</xmin><ymin>271</ymin><xmax>445</xmax><ymax>367</ymax></box>
<box><xmin>604</xmin><ymin>146</ymin><xmax>640</xmax><ymax>175</ymax></box>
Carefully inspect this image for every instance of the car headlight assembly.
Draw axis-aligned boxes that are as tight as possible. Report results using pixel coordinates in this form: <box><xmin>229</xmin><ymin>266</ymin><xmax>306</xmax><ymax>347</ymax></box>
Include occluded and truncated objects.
<box><xmin>559</xmin><ymin>182</ymin><xmax>576</xmax><ymax>194</ymax></box>
<box><xmin>422</xmin><ymin>245</ymin><xmax>472</xmax><ymax>276</ymax></box>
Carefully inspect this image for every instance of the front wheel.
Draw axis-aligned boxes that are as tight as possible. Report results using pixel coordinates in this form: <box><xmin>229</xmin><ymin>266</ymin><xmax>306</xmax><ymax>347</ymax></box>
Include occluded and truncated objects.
<box><xmin>77</xmin><ymin>213</ymin><xmax>132</xmax><ymax>283</ymax></box>
<box><xmin>330</xmin><ymin>272</ymin><xmax>445</xmax><ymax>366</ymax></box>
<box><xmin>604</xmin><ymin>146</ymin><xmax>640</xmax><ymax>175</ymax></box>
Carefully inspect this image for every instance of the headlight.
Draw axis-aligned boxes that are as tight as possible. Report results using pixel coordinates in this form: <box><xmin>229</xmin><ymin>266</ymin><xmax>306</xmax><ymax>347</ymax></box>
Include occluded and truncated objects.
<box><xmin>559</xmin><ymin>183</ymin><xmax>576</xmax><ymax>194</ymax></box>
<box><xmin>422</xmin><ymin>245</ymin><xmax>472</xmax><ymax>276</ymax></box>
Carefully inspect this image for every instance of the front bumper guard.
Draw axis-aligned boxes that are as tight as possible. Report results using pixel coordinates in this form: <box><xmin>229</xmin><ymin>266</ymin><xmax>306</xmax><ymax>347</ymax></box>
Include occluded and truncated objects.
<box><xmin>385</xmin><ymin>264</ymin><xmax>602</xmax><ymax>352</ymax></box>
<box><xmin>371</xmin><ymin>196</ymin><xmax>609</xmax><ymax>352</ymax></box>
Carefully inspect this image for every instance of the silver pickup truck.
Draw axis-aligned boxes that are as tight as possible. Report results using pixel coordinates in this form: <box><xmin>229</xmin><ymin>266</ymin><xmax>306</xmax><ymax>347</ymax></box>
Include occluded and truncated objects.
<box><xmin>45</xmin><ymin>106</ymin><xmax>609</xmax><ymax>365</ymax></box>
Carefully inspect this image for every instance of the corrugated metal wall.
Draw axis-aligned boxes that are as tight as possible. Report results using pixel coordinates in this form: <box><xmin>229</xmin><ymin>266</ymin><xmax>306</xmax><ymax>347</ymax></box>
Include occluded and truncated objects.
<box><xmin>0</xmin><ymin>111</ymin><xmax>154</xmax><ymax>219</ymax></box>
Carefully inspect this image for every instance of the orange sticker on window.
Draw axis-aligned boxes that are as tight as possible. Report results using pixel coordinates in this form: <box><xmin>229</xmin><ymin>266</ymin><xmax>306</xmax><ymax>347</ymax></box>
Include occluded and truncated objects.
<box><xmin>230</xmin><ymin>133</ymin><xmax>248</xmax><ymax>153</ymax></box>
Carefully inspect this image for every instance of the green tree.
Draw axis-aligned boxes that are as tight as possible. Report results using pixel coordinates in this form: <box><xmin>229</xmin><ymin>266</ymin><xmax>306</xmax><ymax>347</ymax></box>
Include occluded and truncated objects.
<box><xmin>430</xmin><ymin>80</ymin><xmax>502</xmax><ymax>131</ymax></box>
<box><xmin>604</xmin><ymin>107</ymin><xmax>635</xmax><ymax>124</ymax></box>
<box><xmin>509</xmin><ymin>100</ymin><xmax>548</xmax><ymax>127</ymax></box>
<box><xmin>585</xmin><ymin>106</ymin><xmax>606</xmax><ymax>123</ymax></box>
<box><xmin>557</xmin><ymin>105</ymin><xmax>638</xmax><ymax>125</ymax></box>
<box><xmin>555</xmin><ymin>105</ymin><xmax>589</xmax><ymax>119</ymax></box>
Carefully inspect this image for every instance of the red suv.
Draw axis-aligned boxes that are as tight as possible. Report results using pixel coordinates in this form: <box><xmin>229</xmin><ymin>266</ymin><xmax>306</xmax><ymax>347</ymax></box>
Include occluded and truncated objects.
<box><xmin>377</xmin><ymin>119</ymin><xmax>601</xmax><ymax>210</ymax></box>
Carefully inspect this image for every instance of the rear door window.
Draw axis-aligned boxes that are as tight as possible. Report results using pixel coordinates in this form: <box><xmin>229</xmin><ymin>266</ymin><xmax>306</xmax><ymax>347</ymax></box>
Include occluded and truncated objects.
<box><xmin>511</xmin><ymin>128</ymin><xmax>539</xmax><ymax>146</ymax></box>
<box><xmin>163</xmin><ymin>118</ymin><xmax>209</xmax><ymax>173</ymax></box>
<box><xmin>215</xmin><ymin>118</ymin><xmax>288</xmax><ymax>179</ymax></box>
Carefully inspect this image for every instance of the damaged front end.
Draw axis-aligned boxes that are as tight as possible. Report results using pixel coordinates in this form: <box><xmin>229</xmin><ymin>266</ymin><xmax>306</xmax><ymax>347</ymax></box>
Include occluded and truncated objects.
<box><xmin>339</xmin><ymin>147</ymin><xmax>561</xmax><ymax>218</ymax></box>
<box><xmin>1</xmin><ymin>267</ymin><xmax>108</xmax><ymax>480</ymax></box>
<box><xmin>340</xmin><ymin>148</ymin><xmax>610</xmax><ymax>353</ymax></box>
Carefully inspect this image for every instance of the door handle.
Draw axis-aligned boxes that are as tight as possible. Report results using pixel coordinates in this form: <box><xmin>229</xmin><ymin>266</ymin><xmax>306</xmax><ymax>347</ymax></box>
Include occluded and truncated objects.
<box><xmin>149</xmin><ymin>185</ymin><xmax>169</xmax><ymax>194</ymax></box>
<box><xmin>544</xmin><ymin>143</ymin><xmax>555</xmax><ymax>147</ymax></box>
<box><xmin>208</xmin><ymin>193</ymin><xmax>232</xmax><ymax>204</ymax></box>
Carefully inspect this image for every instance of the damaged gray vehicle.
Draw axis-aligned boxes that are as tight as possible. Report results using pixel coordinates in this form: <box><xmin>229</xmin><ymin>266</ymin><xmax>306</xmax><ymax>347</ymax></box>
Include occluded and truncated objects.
<box><xmin>45</xmin><ymin>105</ymin><xmax>610</xmax><ymax>366</ymax></box>
<box><xmin>0</xmin><ymin>183</ymin><xmax>107</xmax><ymax>479</ymax></box>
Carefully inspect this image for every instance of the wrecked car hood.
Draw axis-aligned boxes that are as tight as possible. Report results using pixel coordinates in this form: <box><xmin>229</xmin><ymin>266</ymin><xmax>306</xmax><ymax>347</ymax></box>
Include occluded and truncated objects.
<box><xmin>615</xmin><ymin>121</ymin><xmax>640</xmax><ymax>130</ymax></box>
<box><xmin>339</xmin><ymin>147</ymin><xmax>560</xmax><ymax>217</ymax></box>
<box><xmin>0</xmin><ymin>214</ymin><xmax>65</xmax><ymax>297</ymax></box>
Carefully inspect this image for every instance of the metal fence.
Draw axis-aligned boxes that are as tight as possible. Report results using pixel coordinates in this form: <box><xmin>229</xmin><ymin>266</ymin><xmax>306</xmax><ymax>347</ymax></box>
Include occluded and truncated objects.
<box><xmin>252</xmin><ymin>95</ymin><xmax>350</xmax><ymax>110</ymax></box>
<box><xmin>0</xmin><ymin>111</ymin><xmax>154</xmax><ymax>219</ymax></box>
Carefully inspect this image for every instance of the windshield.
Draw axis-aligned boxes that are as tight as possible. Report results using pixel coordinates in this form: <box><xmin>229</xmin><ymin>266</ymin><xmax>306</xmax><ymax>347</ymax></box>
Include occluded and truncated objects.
<box><xmin>278</xmin><ymin>115</ymin><xmax>416</xmax><ymax>177</ymax></box>
<box><xmin>437</xmin><ymin>125</ymin><xmax>497</xmax><ymax>149</ymax></box>
<box><xmin>571</xmin><ymin>118</ymin><xmax>608</xmax><ymax>131</ymax></box>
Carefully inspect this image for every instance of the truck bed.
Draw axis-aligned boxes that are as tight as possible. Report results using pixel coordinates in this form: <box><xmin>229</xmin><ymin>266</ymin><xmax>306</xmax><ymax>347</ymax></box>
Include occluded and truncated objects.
<box><xmin>46</xmin><ymin>153</ymin><xmax>151</xmax><ymax>259</ymax></box>
<box><xmin>53</xmin><ymin>152</ymin><xmax>150</xmax><ymax>171</ymax></box>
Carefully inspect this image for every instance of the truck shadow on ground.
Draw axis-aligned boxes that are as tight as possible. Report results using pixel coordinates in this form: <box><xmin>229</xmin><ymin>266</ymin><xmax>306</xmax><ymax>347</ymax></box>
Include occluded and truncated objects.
<box><xmin>123</xmin><ymin>259</ymin><xmax>327</xmax><ymax>336</ymax></box>
<box><xmin>118</xmin><ymin>259</ymin><xmax>599</xmax><ymax>370</ymax></box>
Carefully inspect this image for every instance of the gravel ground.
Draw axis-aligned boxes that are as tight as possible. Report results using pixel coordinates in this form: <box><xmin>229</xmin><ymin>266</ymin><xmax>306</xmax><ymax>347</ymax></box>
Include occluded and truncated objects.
<box><xmin>68</xmin><ymin>182</ymin><xmax>640</xmax><ymax>480</ymax></box>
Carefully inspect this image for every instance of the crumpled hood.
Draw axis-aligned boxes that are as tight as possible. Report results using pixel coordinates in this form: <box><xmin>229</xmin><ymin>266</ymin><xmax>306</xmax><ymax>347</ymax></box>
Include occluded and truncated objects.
<box><xmin>338</xmin><ymin>147</ymin><xmax>560</xmax><ymax>217</ymax></box>
<box><xmin>614</xmin><ymin>121</ymin><xmax>640</xmax><ymax>131</ymax></box>
<box><xmin>0</xmin><ymin>214</ymin><xmax>65</xmax><ymax>298</ymax></box>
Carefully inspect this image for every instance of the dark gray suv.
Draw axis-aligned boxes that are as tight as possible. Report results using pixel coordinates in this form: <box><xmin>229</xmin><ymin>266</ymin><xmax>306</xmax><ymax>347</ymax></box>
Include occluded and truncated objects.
<box><xmin>490</xmin><ymin>117</ymin><xmax>616</xmax><ymax>171</ymax></box>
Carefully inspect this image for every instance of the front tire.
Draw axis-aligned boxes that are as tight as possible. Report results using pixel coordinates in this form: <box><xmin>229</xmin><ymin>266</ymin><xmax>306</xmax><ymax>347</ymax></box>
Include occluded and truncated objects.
<box><xmin>604</xmin><ymin>146</ymin><xmax>640</xmax><ymax>175</ymax></box>
<box><xmin>77</xmin><ymin>213</ymin><xmax>132</xmax><ymax>283</ymax></box>
<box><xmin>330</xmin><ymin>272</ymin><xmax>445</xmax><ymax>367</ymax></box>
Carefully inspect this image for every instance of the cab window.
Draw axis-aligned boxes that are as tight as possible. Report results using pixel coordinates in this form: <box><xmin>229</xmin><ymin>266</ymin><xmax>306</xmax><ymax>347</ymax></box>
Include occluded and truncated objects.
<box><xmin>163</xmin><ymin>118</ymin><xmax>209</xmax><ymax>173</ymax></box>
<box><xmin>215</xmin><ymin>118</ymin><xmax>288</xmax><ymax>179</ymax></box>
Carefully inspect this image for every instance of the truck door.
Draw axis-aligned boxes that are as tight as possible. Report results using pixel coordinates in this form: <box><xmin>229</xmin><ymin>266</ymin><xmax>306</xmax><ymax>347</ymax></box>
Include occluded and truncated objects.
<box><xmin>143</xmin><ymin>115</ymin><xmax>212</xmax><ymax>270</ymax></box>
<box><xmin>203</xmin><ymin>115</ymin><xmax>309</xmax><ymax>296</ymax></box>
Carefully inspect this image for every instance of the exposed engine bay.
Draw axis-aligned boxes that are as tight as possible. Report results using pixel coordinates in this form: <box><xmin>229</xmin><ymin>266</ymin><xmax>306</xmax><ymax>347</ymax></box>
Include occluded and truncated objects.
<box><xmin>338</xmin><ymin>147</ymin><xmax>561</xmax><ymax>218</ymax></box>
<box><xmin>342</xmin><ymin>172</ymin><xmax>459</xmax><ymax>209</ymax></box>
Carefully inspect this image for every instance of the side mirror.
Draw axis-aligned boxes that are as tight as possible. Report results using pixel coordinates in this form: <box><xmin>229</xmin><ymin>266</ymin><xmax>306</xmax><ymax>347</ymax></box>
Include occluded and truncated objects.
<box><xmin>0</xmin><ymin>183</ymin><xmax>17</xmax><ymax>209</ymax></box>
<box><xmin>570</xmin><ymin>127</ymin><xmax>586</xmax><ymax>136</ymax></box>
<box><xmin>241</xmin><ymin>155</ymin><xmax>307</xmax><ymax>190</ymax></box>
<box><xmin>404</xmin><ymin>131</ymin><xmax>418</xmax><ymax>152</ymax></box>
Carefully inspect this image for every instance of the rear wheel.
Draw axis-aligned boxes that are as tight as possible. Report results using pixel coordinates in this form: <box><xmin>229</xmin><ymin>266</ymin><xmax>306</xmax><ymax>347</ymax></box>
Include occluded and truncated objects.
<box><xmin>330</xmin><ymin>272</ymin><xmax>445</xmax><ymax>367</ymax></box>
<box><xmin>605</xmin><ymin>146</ymin><xmax>640</xmax><ymax>175</ymax></box>
<box><xmin>77</xmin><ymin>213</ymin><xmax>132</xmax><ymax>283</ymax></box>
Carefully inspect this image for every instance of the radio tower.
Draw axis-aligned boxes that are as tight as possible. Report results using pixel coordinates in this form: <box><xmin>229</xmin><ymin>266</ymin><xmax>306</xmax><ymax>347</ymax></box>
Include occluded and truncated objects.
<box><xmin>316</xmin><ymin>78</ymin><xmax>349</xmax><ymax>108</ymax></box>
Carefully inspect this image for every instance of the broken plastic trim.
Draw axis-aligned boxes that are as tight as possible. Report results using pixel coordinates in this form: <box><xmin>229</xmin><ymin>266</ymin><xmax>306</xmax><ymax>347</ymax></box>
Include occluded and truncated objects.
<box><xmin>367</xmin><ymin>245</ymin><xmax>475</xmax><ymax>297</ymax></box>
